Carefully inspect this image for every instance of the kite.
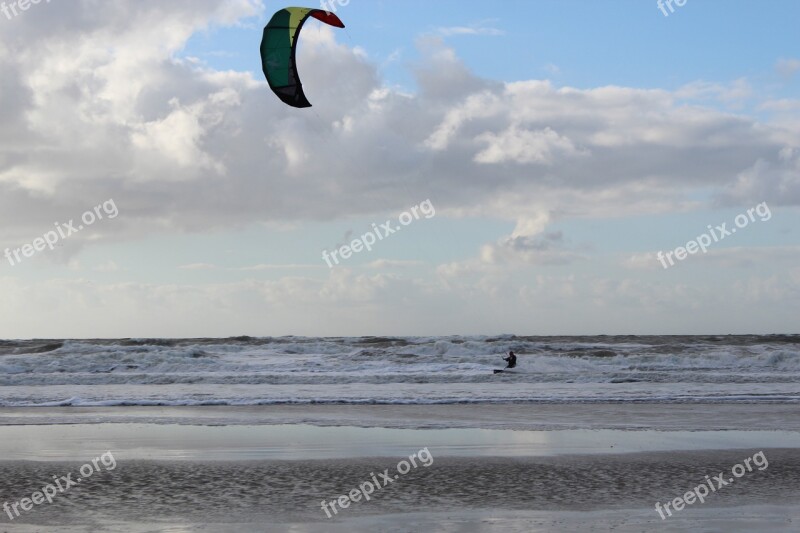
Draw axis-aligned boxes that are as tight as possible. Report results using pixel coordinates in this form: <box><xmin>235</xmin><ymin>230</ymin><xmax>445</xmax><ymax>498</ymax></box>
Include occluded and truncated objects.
<box><xmin>260</xmin><ymin>7</ymin><xmax>345</xmax><ymax>108</ymax></box>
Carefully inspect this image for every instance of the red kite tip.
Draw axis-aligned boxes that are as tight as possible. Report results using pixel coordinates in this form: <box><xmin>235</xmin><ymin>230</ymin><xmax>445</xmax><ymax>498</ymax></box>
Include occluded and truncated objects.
<box><xmin>311</xmin><ymin>10</ymin><xmax>345</xmax><ymax>29</ymax></box>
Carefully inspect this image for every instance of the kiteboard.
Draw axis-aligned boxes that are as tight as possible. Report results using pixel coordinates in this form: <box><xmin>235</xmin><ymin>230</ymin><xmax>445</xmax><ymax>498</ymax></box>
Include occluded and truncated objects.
<box><xmin>493</xmin><ymin>369</ymin><xmax>518</xmax><ymax>374</ymax></box>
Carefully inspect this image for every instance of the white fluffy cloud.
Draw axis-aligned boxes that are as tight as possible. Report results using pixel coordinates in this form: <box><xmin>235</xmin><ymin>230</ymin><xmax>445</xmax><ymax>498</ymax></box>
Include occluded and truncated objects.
<box><xmin>1</xmin><ymin>1</ymin><xmax>797</xmax><ymax>245</ymax></box>
<box><xmin>1</xmin><ymin>1</ymin><xmax>798</xmax><ymax>336</ymax></box>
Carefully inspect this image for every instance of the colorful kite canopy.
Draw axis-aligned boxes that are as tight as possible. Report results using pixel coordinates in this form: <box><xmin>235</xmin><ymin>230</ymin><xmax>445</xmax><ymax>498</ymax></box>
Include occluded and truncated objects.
<box><xmin>260</xmin><ymin>7</ymin><xmax>345</xmax><ymax>108</ymax></box>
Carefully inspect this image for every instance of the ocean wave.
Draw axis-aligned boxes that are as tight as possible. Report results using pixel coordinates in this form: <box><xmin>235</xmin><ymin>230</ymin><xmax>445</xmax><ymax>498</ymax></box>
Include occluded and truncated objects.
<box><xmin>1</xmin><ymin>335</ymin><xmax>799</xmax><ymax>405</ymax></box>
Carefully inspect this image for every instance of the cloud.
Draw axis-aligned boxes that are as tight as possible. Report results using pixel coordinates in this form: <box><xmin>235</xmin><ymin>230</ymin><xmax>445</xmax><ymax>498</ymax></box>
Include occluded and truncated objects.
<box><xmin>479</xmin><ymin>231</ymin><xmax>585</xmax><ymax>267</ymax></box>
<box><xmin>776</xmin><ymin>58</ymin><xmax>800</xmax><ymax>79</ymax></box>
<box><xmin>474</xmin><ymin>126</ymin><xmax>588</xmax><ymax>165</ymax></box>
<box><xmin>3</xmin><ymin>258</ymin><xmax>799</xmax><ymax>337</ymax></box>
<box><xmin>1</xmin><ymin>1</ymin><xmax>798</xmax><ymax>337</ymax></box>
<box><xmin>0</xmin><ymin>1</ymin><xmax>796</xmax><ymax>259</ymax></box>
<box><xmin>177</xmin><ymin>263</ymin><xmax>323</xmax><ymax>271</ymax></box>
<box><xmin>178</xmin><ymin>263</ymin><xmax>218</xmax><ymax>271</ymax></box>
<box><xmin>718</xmin><ymin>148</ymin><xmax>800</xmax><ymax>206</ymax></box>
<box><xmin>623</xmin><ymin>246</ymin><xmax>800</xmax><ymax>271</ymax></box>
<box><xmin>674</xmin><ymin>78</ymin><xmax>753</xmax><ymax>104</ymax></box>
<box><xmin>92</xmin><ymin>260</ymin><xmax>121</xmax><ymax>273</ymax></box>
<box><xmin>543</xmin><ymin>64</ymin><xmax>561</xmax><ymax>76</ymax></box>
<box><xmin>436</xmin><ymin>25</ymin><xmax>505</xmax><ymax>37</ymax></box>
<box><xmin>367</xmin><ymin>259</ymin><xmax>425</xmax><ymax>269</ymax></box>
<box><xmin>235</xmin><ymin>264</ymin><xmax>323</xmax><ymax>271</ymax></box>
<box><xmin>759</xmin><ymin>99</ymin><xmax>800</xmax><ymax>112</ymax></box>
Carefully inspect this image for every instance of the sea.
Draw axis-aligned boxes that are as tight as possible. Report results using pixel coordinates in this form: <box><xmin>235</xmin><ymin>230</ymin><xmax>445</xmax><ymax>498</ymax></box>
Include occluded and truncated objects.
<box><xmin>1</xmin><ymin>335</ymin><xmax>799</xmax><ymax>407</ymax></box>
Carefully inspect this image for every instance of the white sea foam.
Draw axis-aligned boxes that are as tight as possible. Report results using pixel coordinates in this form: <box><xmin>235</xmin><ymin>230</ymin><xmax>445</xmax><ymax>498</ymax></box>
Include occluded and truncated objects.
<box><xmin>0</xmin><ymin>336</ymin><xmax>798</xmax><ymax>406</ymax></box>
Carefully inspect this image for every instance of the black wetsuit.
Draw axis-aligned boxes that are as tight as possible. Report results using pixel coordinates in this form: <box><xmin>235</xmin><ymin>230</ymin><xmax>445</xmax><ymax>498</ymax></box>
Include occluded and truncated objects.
<box><xmin>503</xmin><ymin>354</ymin><xmax>517</xmax><ymax>369</ymax></box>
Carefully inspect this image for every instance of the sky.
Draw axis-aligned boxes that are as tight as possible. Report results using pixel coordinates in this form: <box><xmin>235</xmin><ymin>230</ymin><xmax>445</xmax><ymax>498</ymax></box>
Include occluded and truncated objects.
<box><xmin>0</xmin><ymin>0</ymin><xmax>798</xmax><ymax>338</ymax></box>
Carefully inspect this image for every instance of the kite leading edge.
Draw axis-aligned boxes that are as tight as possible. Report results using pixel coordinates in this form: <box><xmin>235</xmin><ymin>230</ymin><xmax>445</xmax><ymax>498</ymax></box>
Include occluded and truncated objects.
<box><xmin>260</xmin><ymin>7</ymin><xmax>345</xmax><ymax>108</ymax></box>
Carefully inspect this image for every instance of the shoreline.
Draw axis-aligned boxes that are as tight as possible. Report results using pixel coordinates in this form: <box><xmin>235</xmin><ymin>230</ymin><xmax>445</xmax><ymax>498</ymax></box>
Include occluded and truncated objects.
<box><xmin>1</xmin><ymin>423</ymin><xmax>799</xmax><ymax>461</ymax></box>
<box><xmin>2</xmin><ymin>403</ymin><xmax>800</xmax><ymax>430</ymax></box>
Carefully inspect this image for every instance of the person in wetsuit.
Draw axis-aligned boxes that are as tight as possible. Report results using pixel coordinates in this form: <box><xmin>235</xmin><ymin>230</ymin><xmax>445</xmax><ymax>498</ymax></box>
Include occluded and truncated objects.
<box><xmin>503</xmin><ymin>351</ymin><xmax>517</xmax><ymax>369</ymax></box>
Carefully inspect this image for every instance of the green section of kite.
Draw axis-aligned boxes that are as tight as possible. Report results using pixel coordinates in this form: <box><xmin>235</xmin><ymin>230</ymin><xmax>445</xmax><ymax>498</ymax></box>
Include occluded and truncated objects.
<box><xmin>260</xmin><ymin>7</ymin><xmax>345</xmax><ymax>108</ymax></box>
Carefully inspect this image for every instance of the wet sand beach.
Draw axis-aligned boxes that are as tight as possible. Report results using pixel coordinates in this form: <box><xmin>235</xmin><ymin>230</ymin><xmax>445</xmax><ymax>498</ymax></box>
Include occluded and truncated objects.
<box><xmin>1</xmin><ymin>404</ymin><xmax>799</xmax><ymax>532</ymax></box>
<box><xmin>3</xmin><ymin>403</ymin><xmax>800</xmax><ymax>430</ymax></box>
<box><xmin>0</xmin><ymin>449</ymin><xmax>797</xmax><ymax>532</ymax></box>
